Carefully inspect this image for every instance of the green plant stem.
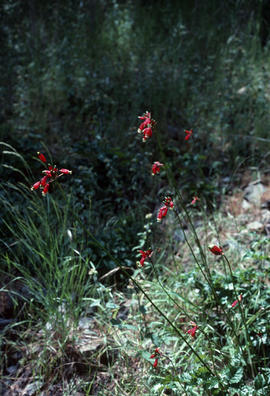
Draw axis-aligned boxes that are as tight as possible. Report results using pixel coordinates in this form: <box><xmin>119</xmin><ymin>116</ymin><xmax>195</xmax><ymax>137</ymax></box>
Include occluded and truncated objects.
<box><xmin>223</xmin><ymin>254</ymin><xmax>255</xmax><ymax>378</ymax></box>
<box><xmin>155</xmin><ymin>131</ymin><xmax>247</xmax><ymax>362</ymax></box>
<box><xmin>149</xmin><ymin>258</ymin><xmax>227</xmax><ymax>356</ymax></box>
<box><xmin>84</xmin><ymin>228</ymin><xmax>223</xmax><ymax>382</ymax></box>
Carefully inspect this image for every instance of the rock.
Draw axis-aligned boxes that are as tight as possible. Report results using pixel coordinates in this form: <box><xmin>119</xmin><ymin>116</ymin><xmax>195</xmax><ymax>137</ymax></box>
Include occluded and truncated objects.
<box><xmin>23</xmin><ymin>380</ymin><xmax>43</xmax><ymax>395</ymax></box>
<box><xmin>242</xmin><ymin>199</ymin><xmax>252</xmax><ymax>211</ymax></box>
<box><xmin>244</xmin><ymin>182</ymin><xmax>267</xmax><ymax>206</ymax></box>
<box><xmin>78</xmin><ymin>317</ymin><xmax>94</xmax><ymax>330</ymax></box>
<box><xmin>247</xmin><ymin>221</ymin><xmax>264</xmax><ymax>232</ymax></box>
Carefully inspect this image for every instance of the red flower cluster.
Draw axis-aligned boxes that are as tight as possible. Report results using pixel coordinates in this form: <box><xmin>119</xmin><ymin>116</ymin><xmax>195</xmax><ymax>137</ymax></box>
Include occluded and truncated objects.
<box><xmin>138</xmin><ymin>111</ymin><xmax>156</xmax><ymax>142</ymax></box>
<box><xmin>185</xmin><ymin>129</ymin><xmax>193</xmax><ymax>141</ymax></box>
<box><xmin>31</xmin><ymin>152</ymin><xmax>72</xmax><ymax>196</ymax></box>
<box><xmin>208</xmin><ymin>245</ymin><xmax>223</xmax><ymax>256</ymax></box>
<box><xmin>157</xmin><ymin>206</ymin><xmax>168</xmax><ymax>222</ymax></box>
<box><xmin>164</xmin><ymin>196</ymin><xmax>174</xmax><ymax>209</ymax></box>
<box><xmin>157</xmin><ymin>196</ymin><xmax>174</xmax><ymax>222</ymax></box>
<box><xmin>150</xmin><ymin>347</ymin><xmax>161</xmax><ymax>368</ymax></box>
<box><xmin>138</xmin><ymin>249</ymin><xmax>153</xmax><ymax>267</ymax></box>
<box><xmin>187</xmin><ymin>324</ymin><xmax>198</xmax><ymax>338</ymax></box>
<box><xmin>152</xmin><ymin>161</ymin><xmax>164</xmax><ymax>176</ymax></box>
<box><xmin>231</xmin><ymin>294</ymin><xmax>242</xmax><ymax>308</ymax></box>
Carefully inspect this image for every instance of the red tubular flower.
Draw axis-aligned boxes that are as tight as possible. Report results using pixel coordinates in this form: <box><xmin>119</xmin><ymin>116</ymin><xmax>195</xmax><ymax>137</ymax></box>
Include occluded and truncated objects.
<box><xmin>138</xmin><ymin>111</ymin><xmax>151</xmax><ymax>120</ymax></box>
<box><xmin>40</xmin><ymin>176</ymin><xmax>48</xmax><ymax>187</ymax></box>
<box><xmin>139</xmin><ymin>249</ymin><xmax>153</xmax><ymax>267</ymax></box>
<box><xmin>185</xmin><ymin>129</ymin><xmax>193</xmax><ymax>141</ymax></box>
<box><xmin>138</xmin><ymin>111</ymin><xmax>155</xmax><ymax>140</ymax></box>
<box><xmin>42</xmin><ymin>183</ymin><xmax>50</xmax><ymax>196</ymax></box>
<box><xmin>42</xmin><ymin>170</ymin><xmax>52</xmax><ymax>176</ymax></box>
<box><xmin>164</xmin><ymin>196</ymin><xmax>174</xmax><ymax>209</ymax></box>
<box><xmin>187</xmin><ymin>325</ymin><xmax>198</xmax><ymax>338</ymax></box>
<box><xmin>208</xmin><ymin>245</ymin><xmax>223</xmax><ymax>255</ymax></box>
<box><xmin>31</xmin><ymin>181</ymin><xmax>41</xmax><ymax>191</ymax></box>
<box><xmin>32</xmin><ymin>152</ymin><xmax>72</xmax><ymax>195</ymax></box>
<box><xmin>157</xmin><ymin>205</ymin><xmax>168</xmax><ymax>222</ymax></box>
<box><xmin>150</xmin><ymin>347</ymin><xmax>160</xmax><ymax>368</ymax></box>
<box><xmin>150</xmin><ymin>347</ymin><xmax>160</xmax><ymax>358</ymax></box>
<box><xmin>191</xmin><ymin>196</ymin><xmax>199</xmax><ymax>205</ymax></box>
<box><xmin>152</xmin><ymin>161</ymin><xmax>164</xmax><ymax>176</ymax></box>
<box><xmin>142</xmin><ymin>127</ymin><xmax>152</xmax><ymax>142</ymax></box>
<box><xmin>138</xmin><ymin>118</ymin><xmax>151</xmax><ymax>133</ymax></box>
<box><xmin>59</xmin><ymin>168</ymin><xmax>72</xmax><ymax>174</ymax></box>
<box><xmin>37</xmin><ymin>152</ymin><xmax>47</xmax><ymax>163</ymax></box>
<box><xmin>231</xmin><ymin>294</ymin><xmax>243</xmax><ymax>308</ymax></box>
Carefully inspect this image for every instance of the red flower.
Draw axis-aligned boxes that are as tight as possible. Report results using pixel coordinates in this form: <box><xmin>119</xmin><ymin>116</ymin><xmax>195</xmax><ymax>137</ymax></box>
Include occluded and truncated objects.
<box><xmin>42</xmin><ymin>183</ymin><xmax>50</xmax><ymax>196</ymax></box>
<box><xmin>191</xmin><ymin>196</ymin><xmax>199</xmax><ymax>205</ymax></box>
<box><xmin>142</xmin><ymin>127</ymin><xmax>152</xmax><ymax>142</ymax></box>
<box><xmin>60</xmin><ymin>168</ymin><xmax>72</xmax><ymax>174</ymax></box>
<box><xmin>138</xmin><ymin>118</ymin><xmax>151</xmax><ymax>133</ymax></box>
<box><xmin>137</xmin><ymin>111</ymin><xmax>155</xmax><ymax>142</ymax></box>
<box><xmin>231</xmin><ymin>294</ymin><xmax>242</xmax><ymax>308</ymax></box>
<box><xmin>187</xmin><ymin>325</ymin><xmax>198</xmax><ymax>338</ymax></box>
<box><xmin>185</xmin><ymin>129</ymin><xmax>193</xmax><ymax>141</ymax></box>
<box><xmin>37</xmin><ymin>152</ymin><xmax>47</xmax><ymax>163</ymax></box>
<box><xmin>31</xmin><ymin>181</ymin><xmax>41</xmax><ymax>190</ymax></box>
<box><xmin>31</xmin><ymin>153</ymin><xmax>72</xmax><ymax>196</ymax></box>
<box><xmin>152</xmin><ymin>161</ymin><xmax>164</xmax><ymax>176</ymax></box>
<box><xmin>208</xmin><ymin>245</ymin><xmax>223</xmax><ymax>255</ymax></box>
<box><xmin>42</xmin><ymin>170</ymin><xmax>53</xmax><ymax>176</ymax></box>
<box><xmin>164</xmin><ymin>196</ymin><xmax>174</xmax><ymax>209</ymax></box>
<box><xmin>138</xmin><ymin>249</ymin><xmax>153</xmax><ymax>267</ymax></box>
<box><xmin>40</xmin><ymin>175</ymin><xmax>48</xmax><ymax>187</ymax></box>
<box><xmin>157</xmin><ymin>205</ymin><xmax>168</xmax><ymax>222</ymax></box>
<box><xmin>150</xmin><ymin>347</ymin><xmax>160</xmax><ymax>368</ymax></box>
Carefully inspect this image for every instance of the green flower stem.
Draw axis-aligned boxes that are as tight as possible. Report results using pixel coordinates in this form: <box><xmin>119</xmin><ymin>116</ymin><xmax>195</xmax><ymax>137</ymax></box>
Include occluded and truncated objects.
<box><xmin>149</xmin><ymin>258</ymin><xmax>227</xmax><ymax>356</ymax></box>
<box><xmin>155</xmin><ymin>131</ymin><xmax>247</xmax><ymax>361</ymax></box>
<box><xmin>84</xmin><ymin>228</ymin><xmax>223</xmax><ymax>383</ymax></box>
<box><xmin>223</xmin><ymin>254</ymin><xmax>255</xmax><ymax>378</ymax></box>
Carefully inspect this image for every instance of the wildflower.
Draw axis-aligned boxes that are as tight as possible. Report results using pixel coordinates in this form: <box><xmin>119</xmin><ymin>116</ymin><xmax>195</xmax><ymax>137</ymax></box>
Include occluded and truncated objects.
<box><xmin>37</xmin><ymin>152</ymin><xmax>47</xmax><ymax>163</ymax></box>
<box><xmin>185</xmin><ymin>129</ymin><xmax>193</xmax><ymax>141</ymax></box>
<box><xmin>31</xmin><ymin>152</ymin><xmax>72</xmax><ymax>196</ymax></box>
<box><xmin>138</xmin><ymin>249</ymin><xmax>153</xmax><ymax>267</ymax></box>
<box><xmin>138</xmin><ymin>118</ymin><xmax>151</xmax><ymax>133</ymax></box>
<box><xmin>152</xmin><ymin>161</ymin><xmax>164</xmax><ymax>176</ymax></box>
<box><xmin>60</xmin><ymin>168</ymin><xmax>72</xmax><ymax>174</ymax></box>
<box><xmin>138</xmin><ymin>111</ymin><xmax>154</xmax><ymax>131</ymax></box>
<box><xmin>137</xmin><ymin>111</ymin><xmax>155</xmax><ymax>141</ymax></box>
<box><xmin>150</xmin><ymin>347</ymin><xmax>161</xmax><ymax>368</ymax></box>
<box><xmin>164</xmin><ymin>196</ymin><xmax>174</xmax><ymax>209</ymax></box>
<box><xmin>191</xmin><ymin>196</ymin><xmax>200</xmax><ymax>205</ymax></box>
<box><xmin>31</xmin><ymin>181</ymin><xmax>41</xmax><ymax>190</ymax></box>
<box><xmin>42</xmin><ymin>170</ymin><xmax>53</xmax><ymax>176</ymax></box>
<box><xmin>40</xmin><ymin>175</ymin><xmax>48</xmax><ymax>187</ymax></box>
<box><xmin>208</xmin><ymin>245</ymin><xmax>223</xmax><ymax>255</ymax></box>
<box><xmin>231</xmin><ymin>294</ymin><xmax>242</xmax><ymax>308</ymax></box>
<box><xmin>42</xmin><ymin>183</ymin><xmax>50</xmax><ymax>196</ymax></box>
<box><xmin>142</xmin><ymin>127</ymin><xmax>152</xmax><ymax>142</ymax></box>
<box><xmin>187</xmin><ymin>325</ymin><xmax>198</xmax><ymax>338</ymax></box>
<box><xmin>157</xmin><ymin>205</ymin><xmax>168</xmax><ymax>222</ymax></box>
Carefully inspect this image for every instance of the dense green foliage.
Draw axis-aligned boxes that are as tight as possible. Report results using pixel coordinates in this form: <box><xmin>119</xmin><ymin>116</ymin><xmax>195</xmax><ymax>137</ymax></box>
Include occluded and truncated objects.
<box><xmin>1</xmin><ymin>0</ymin><xmax>270</xmax><ymax>271</ymax></box>
<box><xmin>1</xmin><ymin>1</ymin><xmax>270</xmax><ymax>394</ymax></box>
